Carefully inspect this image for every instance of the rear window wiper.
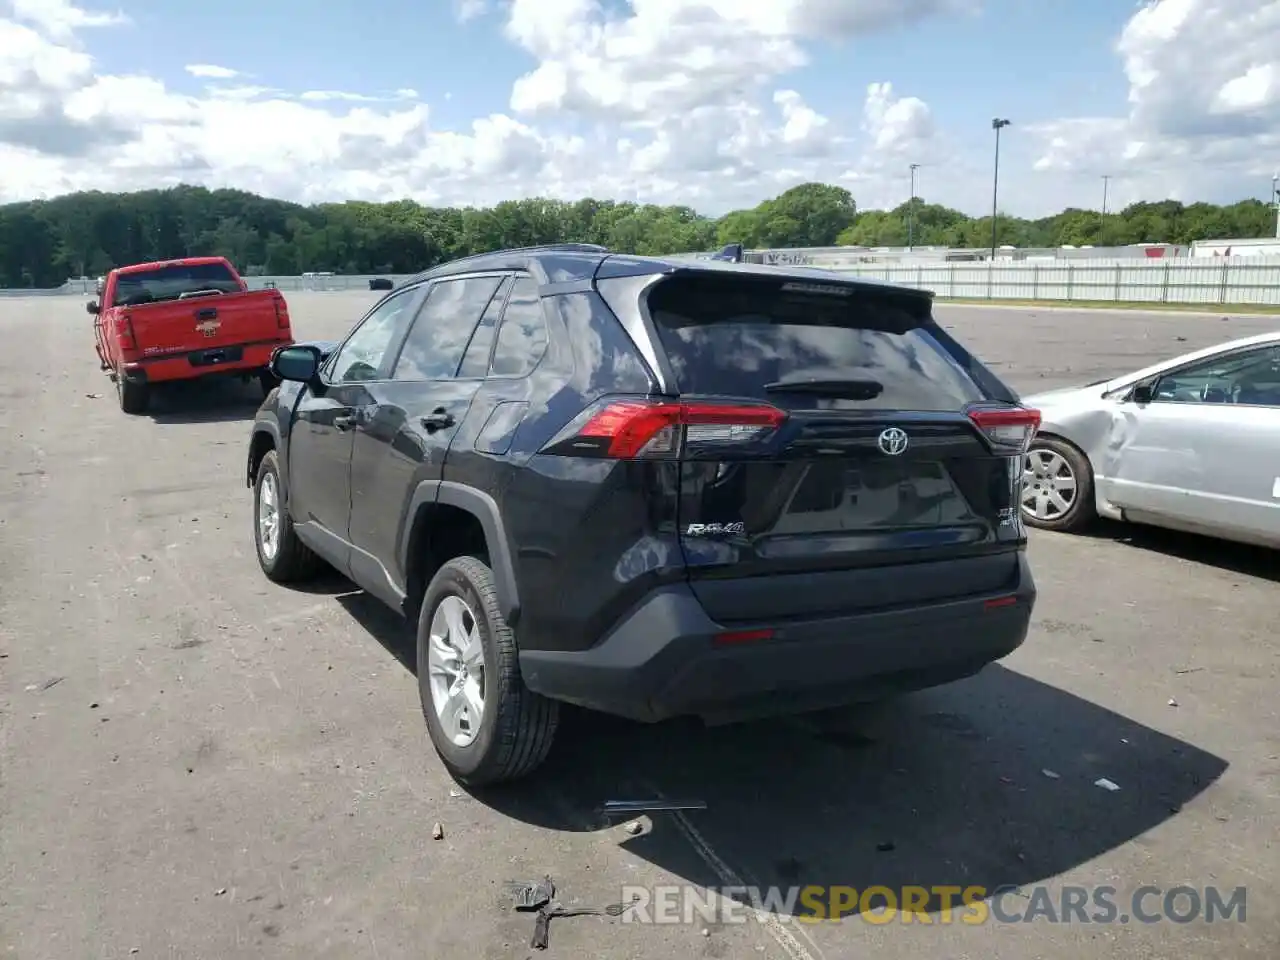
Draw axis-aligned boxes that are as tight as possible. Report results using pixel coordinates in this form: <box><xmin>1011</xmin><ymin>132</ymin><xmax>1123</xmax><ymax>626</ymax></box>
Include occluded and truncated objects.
<box><xmin>764</xmin><ymin>378</ymin><xmax>884</xmax><ymax>400</ymax></box>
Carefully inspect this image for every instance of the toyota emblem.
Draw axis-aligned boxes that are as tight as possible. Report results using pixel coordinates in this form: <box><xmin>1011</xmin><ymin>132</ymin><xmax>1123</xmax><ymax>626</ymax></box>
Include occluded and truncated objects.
<box><xmin>877</xmin><ymin>427</ymin><xmax>909</xmax><ymax>456</ymax></box>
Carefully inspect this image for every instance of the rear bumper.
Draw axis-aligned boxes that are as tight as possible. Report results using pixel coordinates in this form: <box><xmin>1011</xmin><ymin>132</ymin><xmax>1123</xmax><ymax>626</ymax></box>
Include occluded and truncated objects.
<box><xmin>520</xmin><ymin>552</ymin><xmax>1035</xmax><ymax>724</ymax></box>
<box><xmin>121</xmin><ymin>339</ymin><xmax>289</xmax><ymax>384</ymax></box>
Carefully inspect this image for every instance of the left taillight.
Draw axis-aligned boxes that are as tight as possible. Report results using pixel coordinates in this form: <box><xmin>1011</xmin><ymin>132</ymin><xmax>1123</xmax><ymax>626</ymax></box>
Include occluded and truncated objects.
<box><xmin>541</xmin><ymin>397</ymin><xmax>787</xmax><ymax>459</ymax></box>
<box><xmin>967</xmin><ymin>405</ymin><xmax>1041</xmax><ymax>455</ymax></box>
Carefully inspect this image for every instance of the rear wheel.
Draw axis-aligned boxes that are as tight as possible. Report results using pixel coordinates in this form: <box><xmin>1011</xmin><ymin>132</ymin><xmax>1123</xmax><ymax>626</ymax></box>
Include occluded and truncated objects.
<box><xmin>1021</xmin><ymin>436</ymin><xmax>1095</xmax><ymax>532</ymax></box>
<box><xmin>253</xmin><ymin>450</ymin><xmax>322</xmax><ymax>582</ymax></box>
<box><xmin>418</xmin><ymin>556</ymin><xmax>558</xmax><ymax>786</ymax></box>
<box><xmin>116</xmin><ymin>372</ymin><xmax>149</xmax><ymax>415</ymax></box>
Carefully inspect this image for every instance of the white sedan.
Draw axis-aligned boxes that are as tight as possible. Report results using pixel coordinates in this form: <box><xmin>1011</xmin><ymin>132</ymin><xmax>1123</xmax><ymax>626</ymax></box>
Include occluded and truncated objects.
<box><xmin>1020</xmin><ymin>330</ymin><xmax>1280</xmax><ymax>549</ymax></box>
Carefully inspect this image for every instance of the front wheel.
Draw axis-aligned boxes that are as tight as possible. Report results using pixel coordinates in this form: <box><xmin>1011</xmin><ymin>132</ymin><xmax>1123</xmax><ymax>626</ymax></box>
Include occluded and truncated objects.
<box><xmin>418</xmin><ymin>556</ymin><xmax>558</xmax><ymax>786</ymax></box>
<box><xmin>1021</xmin><ymin>436</ymin><xmax>1096</xmax><ymax>532</ymax></box>
<box><xmin>253</xmin><ymin>450</ymin><xmax>322</xmax><ymax>582</ymax></box>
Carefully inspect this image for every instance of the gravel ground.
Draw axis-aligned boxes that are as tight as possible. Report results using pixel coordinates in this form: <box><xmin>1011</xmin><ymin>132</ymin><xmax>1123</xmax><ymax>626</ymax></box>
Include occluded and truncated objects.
<box><xmin>0</xmin><ymin>293</ymin><xmax>1276</xmax><ymax>960</ymax></box>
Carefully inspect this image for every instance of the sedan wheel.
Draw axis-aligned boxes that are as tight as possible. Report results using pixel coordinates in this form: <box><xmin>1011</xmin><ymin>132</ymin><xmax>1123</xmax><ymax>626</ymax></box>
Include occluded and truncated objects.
<box><xmin>1020</xmin><ymin>437</ymin><xmax>1096</xmax><ymax>532</ymax></box>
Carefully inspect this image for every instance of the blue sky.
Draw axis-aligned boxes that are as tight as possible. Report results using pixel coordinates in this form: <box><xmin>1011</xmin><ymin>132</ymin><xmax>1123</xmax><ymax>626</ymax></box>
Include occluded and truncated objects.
<box><xmin>3</xmin><ymin>0</ymin><xmax>1273</xmax><ymax>215</ymax></box>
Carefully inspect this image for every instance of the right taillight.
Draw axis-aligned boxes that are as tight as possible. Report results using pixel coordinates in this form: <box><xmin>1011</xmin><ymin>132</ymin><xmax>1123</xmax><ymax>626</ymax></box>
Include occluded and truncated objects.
<box><xmin>967</xmin><ymin>405</ymin><xmax>1041</xmax><ymax>455</ymax></box>
<box><xmin>273</xmin><ymin>293</ymin><xmax>290</xmax><ymax>330</ymax></box>
<box><xmin>542</xmin><ymin>397</ymin><xmax>787</xmax><ymax>459</ymax></box>
<box><xmin>115</xmin><ymin>310</ymin><xmax>137</xmax><ymax>350</ymax></box>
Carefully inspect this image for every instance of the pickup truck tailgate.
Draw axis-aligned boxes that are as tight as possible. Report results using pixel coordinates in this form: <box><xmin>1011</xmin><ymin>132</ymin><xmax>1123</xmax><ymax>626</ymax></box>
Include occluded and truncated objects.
<box><xmin>129</xmin><ymin>290</ymin><xmax>286</xmax><ymax>357</ymax></box>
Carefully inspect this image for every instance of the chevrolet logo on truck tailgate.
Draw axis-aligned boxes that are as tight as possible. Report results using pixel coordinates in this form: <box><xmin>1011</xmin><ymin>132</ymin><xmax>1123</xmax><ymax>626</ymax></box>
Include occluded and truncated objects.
<box><xmin>195</xmin><ymin>319</ymin><xmax>220</xmax><ymax>337</ymax></box>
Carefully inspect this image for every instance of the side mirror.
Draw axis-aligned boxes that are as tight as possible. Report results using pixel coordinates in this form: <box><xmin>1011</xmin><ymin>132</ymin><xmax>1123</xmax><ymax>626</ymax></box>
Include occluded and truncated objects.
<box><xmin>271</xmin><ymin>344</ymin><xmax>322</xmax><ymax>384</ymax></box>
<box><xmin>86</xmin><ymin>300</ymin><xmax>100</xmax><ymax>315</ymax></box>
<box><xmin>1131</xmin><ymin>382</ymin><xmax>1153</xmax><ymax>405</ymax></box>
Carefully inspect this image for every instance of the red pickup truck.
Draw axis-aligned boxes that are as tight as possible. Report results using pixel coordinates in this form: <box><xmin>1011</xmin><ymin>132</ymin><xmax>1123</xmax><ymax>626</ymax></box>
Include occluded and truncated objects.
<box><xmin>90</xmin><ymin>256</ymin><xmax>294</xmax><ymax>414</ymax></box>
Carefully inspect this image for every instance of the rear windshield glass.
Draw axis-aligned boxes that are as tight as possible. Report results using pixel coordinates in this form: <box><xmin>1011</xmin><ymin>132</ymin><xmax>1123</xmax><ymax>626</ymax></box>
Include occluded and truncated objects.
<box><xmin>647</xmin><ymin>273</ymin><xmax>992</xmax><ymax>410</ymax></box>
<box><xmin>112</xmin><ymin>262</ymin><xmax>240</xmax><ymax>306</ymax></box>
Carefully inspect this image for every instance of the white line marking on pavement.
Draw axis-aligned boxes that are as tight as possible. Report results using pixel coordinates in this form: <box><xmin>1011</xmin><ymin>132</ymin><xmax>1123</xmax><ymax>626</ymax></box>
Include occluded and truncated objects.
<box><xmin>641</xmin><ymin>779</ymin><xmax>825</xmax><ymax>960</ymax></box>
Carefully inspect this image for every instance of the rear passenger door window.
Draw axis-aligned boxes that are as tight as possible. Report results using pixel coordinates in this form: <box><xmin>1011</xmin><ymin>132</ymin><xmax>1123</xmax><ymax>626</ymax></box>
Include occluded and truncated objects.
<box><xmin>489</xmin><ymin>277</ymin><xmax>549</xmax><ymax>378</ymax></box>
<box><xmin>392</xmin><ymin>275</ymin><xmax>503</xmax><ymax>380</ymax></box>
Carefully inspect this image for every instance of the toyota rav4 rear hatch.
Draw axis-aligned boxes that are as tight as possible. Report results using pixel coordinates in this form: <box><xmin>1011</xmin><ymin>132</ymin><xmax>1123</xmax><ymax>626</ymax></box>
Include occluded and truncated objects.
<box><xmin>599</xmin><ymin>270</ymin><xmax>1038</xmax><ymax>622</ymax></box>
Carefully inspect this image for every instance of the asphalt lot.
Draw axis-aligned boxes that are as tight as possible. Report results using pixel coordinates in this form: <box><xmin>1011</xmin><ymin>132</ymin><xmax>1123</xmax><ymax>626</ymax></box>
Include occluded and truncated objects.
<box><xmin>0</xmin><ymin>293</ymin><xmax>1277</xmax><ymax>959</ymax></box>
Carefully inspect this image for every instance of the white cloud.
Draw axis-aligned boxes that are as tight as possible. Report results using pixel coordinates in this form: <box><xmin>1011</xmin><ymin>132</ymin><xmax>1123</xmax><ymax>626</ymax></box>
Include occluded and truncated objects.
<box><xmin>0</xmin><ymin>0</ymin><xmax>970</xmax><ymax>215</ymax></box>
<box><xmin>1028</xmin><ymin>0</ymin><xmax>1280</xmax><ymax>212</ymax></box>
<box><xmin>454</xmin><ymin>0</ymin><xmax>488</xmax><ymax>23</ymax></box>
<box><xmin>9</xmin><ymin>0</ymin><xmax>125</xmax><ymax>40</ymax></box>
<box><xmin>185</xmin><ymin>63</ymin><xmax>239</xmax><ymax>79</ymax></box>
<box><xmin>32</xmin><ymin>0</ymin><xmax>1265</xmax><ymax>220</ymax></box>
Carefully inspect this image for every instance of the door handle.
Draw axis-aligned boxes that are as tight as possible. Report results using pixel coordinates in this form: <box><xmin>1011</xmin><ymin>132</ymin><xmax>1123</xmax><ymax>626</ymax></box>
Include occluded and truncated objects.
<box><xmin>421</xmin><ymin>408</ymin><xmax>456</xmax><ymax>432</ymax></box>
<box><xmin>333</xmin><ymin>414</ymin><xmax>357</xmax><ymax>431</ymax></box>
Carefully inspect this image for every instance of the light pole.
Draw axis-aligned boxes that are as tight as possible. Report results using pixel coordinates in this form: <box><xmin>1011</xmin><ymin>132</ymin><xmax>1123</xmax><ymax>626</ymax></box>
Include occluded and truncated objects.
<box><xmin>1273</xmin><ymin>174</ymin><xmax>1279</xmax><ymax>239</ymax></box>
<box><xmin>908</xmin><ymin>163</ymin><xmax>920</xmax><ymax>250</ymax></box>
<box><xmin>990</xmin><ymin>118</ymin><xmax>1010</xmax><ymax>262</ymax></box>
<box><xmin>1101</xmin><ymin>174</ymin><xmax>1110</xmax><ymax>244</ymax></box>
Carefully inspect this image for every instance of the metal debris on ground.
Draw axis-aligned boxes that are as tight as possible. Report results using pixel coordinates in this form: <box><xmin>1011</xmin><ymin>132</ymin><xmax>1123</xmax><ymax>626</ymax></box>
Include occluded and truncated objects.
<box><xmin>1041</xmin><ymin>769</ymin><xmax>1061</xmax><ymax>779</ymax></box>
<box><xmin>1094</xmin><ymin>778</ymin><xmax>1121</xmax><ymax>792</ymax></box>
<box><xmin>431</xmin><ymin>822</ymin><xmax>444</xmax><ymax>840</ymax></box>
<box><xmin>509</xmin><ymin>876</ymin><xmax>556</xmax><ymax>912</ymax></box>
<box><xmin>623</xmin><ymin>820</ymin><xmax>644</xmax><ymax>835</ymax></box>
<box><xmin>508</xmin><ymin>876</ymin><xmax>638</xmax><ymax>950</ymax></box>
<box><xmin>599</xmin><ymin>799</ymin><xmax>707</xmax><ymax>817</ymax></box>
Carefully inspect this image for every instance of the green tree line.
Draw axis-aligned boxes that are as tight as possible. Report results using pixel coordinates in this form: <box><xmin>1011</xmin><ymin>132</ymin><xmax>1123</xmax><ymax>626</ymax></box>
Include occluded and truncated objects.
<box><xmin>0</xmin><ymin>181</ymin><xmax>1273</xmax><ymax>288</ymax></box>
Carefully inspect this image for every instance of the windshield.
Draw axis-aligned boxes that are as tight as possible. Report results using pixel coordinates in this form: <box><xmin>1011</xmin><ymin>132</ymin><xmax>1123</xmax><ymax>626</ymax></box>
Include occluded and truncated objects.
<box><xmin>111</xmin><ymin>262</ymin><xmax>240</xmax><ymax>306</ymax></box>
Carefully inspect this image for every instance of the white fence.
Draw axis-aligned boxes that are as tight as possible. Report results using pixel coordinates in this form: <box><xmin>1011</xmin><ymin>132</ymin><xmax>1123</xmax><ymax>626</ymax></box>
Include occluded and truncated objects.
<box><xmin>6</xmin><ymin>257</ymin><xmax>1280</xmax><ymax>306</ymax></box>
<box><xmin>822</xmin><ymin>257</ymin><xmax>1280</xmax><ymax>306</ymax></box>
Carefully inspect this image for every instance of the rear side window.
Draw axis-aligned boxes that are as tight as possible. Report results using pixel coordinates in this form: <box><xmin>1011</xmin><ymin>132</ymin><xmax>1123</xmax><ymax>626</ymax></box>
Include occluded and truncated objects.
<box><xmin>457</xmin><ymin>277</ymin><xmax>512</xmax><ymax>378</ymax></box>
<box><xmin>112</xmin><ymin>261</ymin><xmax>239</xmax><ymax>306</ymax></box>
<box><xmin>646</xmin><ymin>274</ymin><xmax>989</xmax><ymax>410</ymax></box>
<box><xmin>490</xmin><ymin>278</ymin><xmax>549</xmax><ymax>377</ymax></box>
<box><xmin>393</xmin><ymin>275</ymin><xmax>503</xmax><ymax>380</ymax></box>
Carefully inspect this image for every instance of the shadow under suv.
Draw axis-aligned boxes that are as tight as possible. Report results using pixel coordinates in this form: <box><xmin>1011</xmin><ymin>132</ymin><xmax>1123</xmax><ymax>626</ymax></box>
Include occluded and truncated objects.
<box><xmin>246</xmin><ymin>243</ymin><xmax>1041</xmax><ymax>785</ymax></box>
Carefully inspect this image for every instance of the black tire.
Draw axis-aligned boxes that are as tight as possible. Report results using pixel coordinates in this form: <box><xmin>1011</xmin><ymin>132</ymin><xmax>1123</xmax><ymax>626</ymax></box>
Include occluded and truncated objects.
<box><xmin>417</xmin><ymin>556</ymin><xmax>558</xmax><ymax>786</ymax></box>
<box><xmin>259</xmin><ymin>369</ymin><xmax>280</xmax><ymax>397</ymax></box>
<box><xmin>117</xmin><ymin>373</ymin><xmax>149</xmax><ymax>415</ymax></box>
<box><xmin>1021</xmin><ymin>435</ymin><xmax>1096</xmax><ymax>532</ymax></box>
<box><xmin>253</xmin><ymin>450</ymin><xmax>323</xmax><ymax>582</ymax></box>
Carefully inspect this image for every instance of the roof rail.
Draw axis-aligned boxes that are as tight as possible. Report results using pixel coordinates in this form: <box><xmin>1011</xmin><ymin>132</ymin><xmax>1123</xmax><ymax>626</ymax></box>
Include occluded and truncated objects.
<box><xmin>439</xmin><ymin>242</ymin><xmax>609</xmax><ymax>269</ymax></box>
<box><xmin>403</xmin><ymin>242</ymin><xmax>614</xmax><ymax>287</ymax></box>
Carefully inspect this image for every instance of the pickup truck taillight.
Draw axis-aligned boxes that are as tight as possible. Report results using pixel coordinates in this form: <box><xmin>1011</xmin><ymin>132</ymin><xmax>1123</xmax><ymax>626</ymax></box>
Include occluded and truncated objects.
<box><xmin>115</xmin><ymin>310</ymin><xmax>138</xmax><ymax>350</ymax></box>
<box><xmin>273</xmin><ymin>293</ymin><xmax>291</xmax><ymax>331</ymax></box>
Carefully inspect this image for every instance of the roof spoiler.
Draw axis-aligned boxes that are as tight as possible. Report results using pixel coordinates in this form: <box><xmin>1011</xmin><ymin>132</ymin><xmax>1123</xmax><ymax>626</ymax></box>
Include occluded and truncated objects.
<box><xmin>709</xmin><ymin>243</ymin><xmax>744</xmax><ymax>263</ymax></box>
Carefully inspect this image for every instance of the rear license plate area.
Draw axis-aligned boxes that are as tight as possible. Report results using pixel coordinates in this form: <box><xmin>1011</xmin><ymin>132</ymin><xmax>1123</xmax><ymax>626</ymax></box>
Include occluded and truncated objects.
<box><xmin>189</xmin><ymin>346</ymin><xmax>243</xmax><ymax>367</ymax></box>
